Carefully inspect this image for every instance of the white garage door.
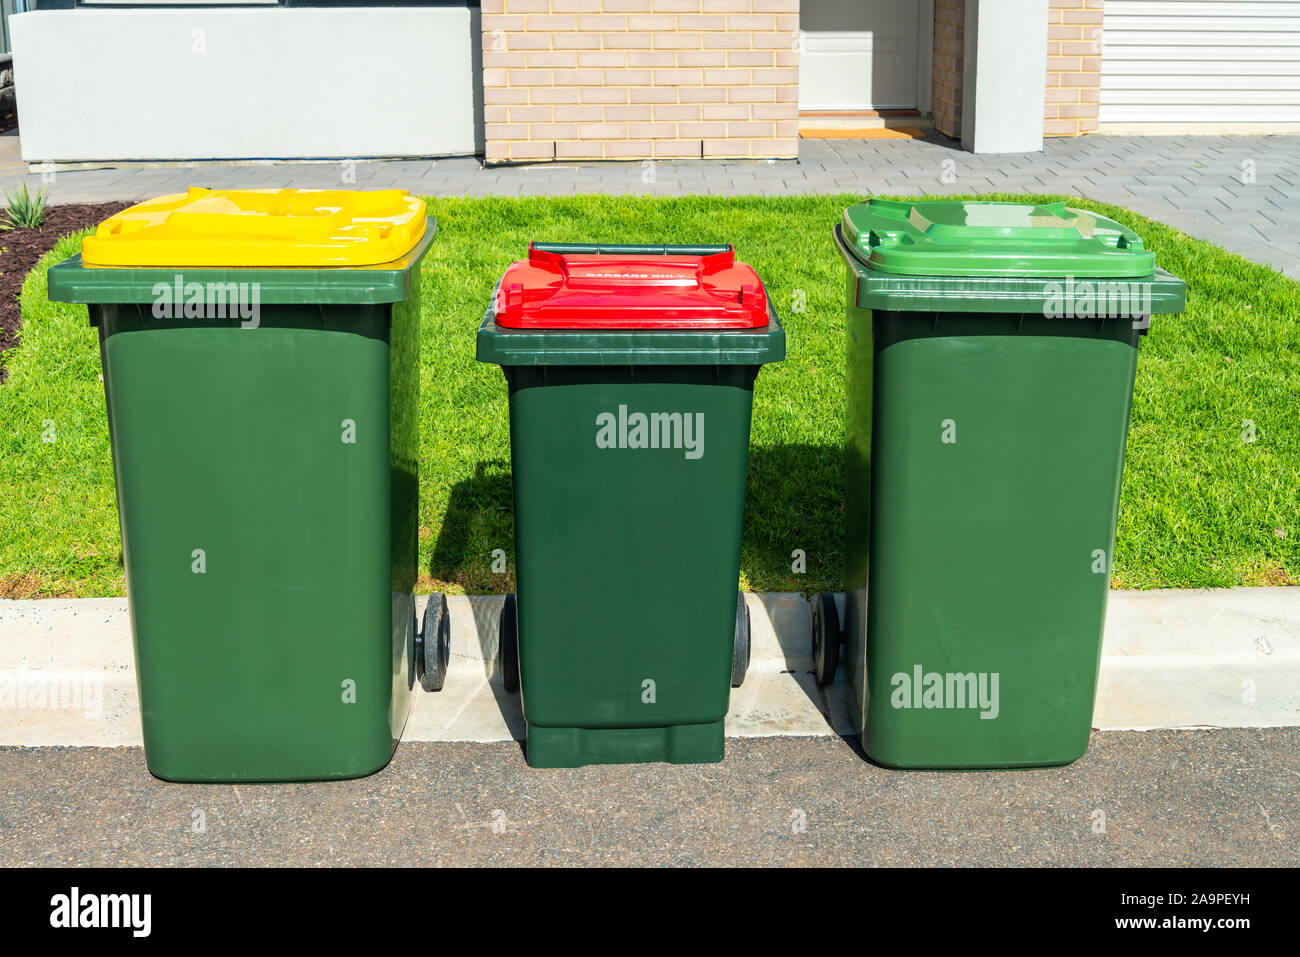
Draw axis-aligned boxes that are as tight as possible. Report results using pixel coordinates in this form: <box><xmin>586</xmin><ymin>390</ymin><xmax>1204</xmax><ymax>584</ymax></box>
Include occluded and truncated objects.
<box><xmin>1100</xmin><ymin>0</ymin><xmax>1300</xmax><ymax>123</ymax></box>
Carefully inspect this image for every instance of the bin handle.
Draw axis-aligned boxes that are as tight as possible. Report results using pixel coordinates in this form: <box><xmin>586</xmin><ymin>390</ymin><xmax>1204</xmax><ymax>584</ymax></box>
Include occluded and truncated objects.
<box><xmin>530</xmin><ymin>242</ymin><xmax>733</xmax><ymax>257</ymax></box>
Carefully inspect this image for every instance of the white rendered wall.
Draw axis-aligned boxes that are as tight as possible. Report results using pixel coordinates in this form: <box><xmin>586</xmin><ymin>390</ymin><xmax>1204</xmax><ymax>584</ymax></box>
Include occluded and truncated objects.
<box><xmin>12</xmin><ymin>8</ymin><xmax>478</xmax><ymax>162</ymax></box>
<box><xmin>960</xmin><ymin>0</ymin><xmax>1049</xmax><ymax>153</ymax></box>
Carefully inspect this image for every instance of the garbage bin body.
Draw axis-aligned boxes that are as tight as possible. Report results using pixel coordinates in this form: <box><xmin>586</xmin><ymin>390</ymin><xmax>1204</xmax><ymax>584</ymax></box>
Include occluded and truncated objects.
<box><xmin>47</xmin><ymin>188</ymin><xmax>432</xmax><ymax>782</ymax></box>
<box><xmin>477</xmin><ymin>244</ymin><xmax>784</xmax><ymax>768</ymax></box>
<box><xmin>836</xmin><ymin>200</ymin><xmax>1185</xmax><ymax>769</ymax></box>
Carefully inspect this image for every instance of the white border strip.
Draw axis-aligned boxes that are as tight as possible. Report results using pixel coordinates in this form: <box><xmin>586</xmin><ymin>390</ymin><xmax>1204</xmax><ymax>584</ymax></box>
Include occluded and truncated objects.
<box><xmin>1</xmin><ymin>588</ymin><xmax>1296</xmax><ymax>747</ymax></box>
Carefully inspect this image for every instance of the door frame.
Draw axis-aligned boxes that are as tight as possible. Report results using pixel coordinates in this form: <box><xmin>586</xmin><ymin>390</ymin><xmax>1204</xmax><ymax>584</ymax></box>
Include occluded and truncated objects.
<box><xmin>916</xmin><ymin>0</ymin><xmax>934</xmax><ymax>115</ymax></box>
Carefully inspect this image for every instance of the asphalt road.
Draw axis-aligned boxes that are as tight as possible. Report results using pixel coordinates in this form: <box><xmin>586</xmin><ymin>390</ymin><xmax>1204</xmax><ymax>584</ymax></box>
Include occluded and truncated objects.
<box><xmin>1</xmin><ymin>730</ymin><xmax>1295</xmax><ymax>867</ymax></box>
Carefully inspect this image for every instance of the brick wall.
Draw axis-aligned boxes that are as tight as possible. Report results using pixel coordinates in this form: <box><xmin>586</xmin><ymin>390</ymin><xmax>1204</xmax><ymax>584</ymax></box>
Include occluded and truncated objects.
<box><xmin>481</xmin><ymin>0</ymin><xmax>800</xmax><ymax>164</ymax></box>
<box><xmin>1045</xmin><ymin>0</ymin><xmax>1102</xmax><ymax>136</ymax></box>
<box><xmin>931</xmin><ymin>0</ymin><xmax>964</xmax><ymax>139</ymax></box>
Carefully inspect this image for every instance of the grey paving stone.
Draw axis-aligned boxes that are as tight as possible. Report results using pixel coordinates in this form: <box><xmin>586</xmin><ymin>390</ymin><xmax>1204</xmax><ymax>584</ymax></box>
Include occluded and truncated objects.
<box><xmin>5</xmin><ymin>135</ymin><xmax>1296</xmax><ymax>275</ymax></box>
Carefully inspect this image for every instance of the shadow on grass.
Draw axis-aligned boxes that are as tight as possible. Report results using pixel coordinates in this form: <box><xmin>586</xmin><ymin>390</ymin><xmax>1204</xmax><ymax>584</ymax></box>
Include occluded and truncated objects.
<box><xmin>430</xmin><ymin>443</ymin><xmax>847</xmax><ymax>596</ymax></box>
<box><xmin>429</xmin><ymin>458</ymin><xmax>515</xmax><ymax>595</ymax></box>
<box><xmin>742</xmin><ymin>442</ymin><xmax>846</xmax><ymax>594</ymax></box>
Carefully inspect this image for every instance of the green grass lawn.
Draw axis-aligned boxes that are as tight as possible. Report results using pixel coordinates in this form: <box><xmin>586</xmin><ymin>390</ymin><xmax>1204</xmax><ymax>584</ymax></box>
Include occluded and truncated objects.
<box><xmin>1</xmin><ymin>193</ymin><xmax>1297</xmax><ymax>598</ymax></box>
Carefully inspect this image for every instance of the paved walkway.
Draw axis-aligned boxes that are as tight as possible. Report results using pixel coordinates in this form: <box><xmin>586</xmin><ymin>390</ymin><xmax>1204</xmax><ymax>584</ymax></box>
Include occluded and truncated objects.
<box><xmin>3</xmin><ymin>130</ymin><xmax>1297</xmax><ymax>278</ymax></box>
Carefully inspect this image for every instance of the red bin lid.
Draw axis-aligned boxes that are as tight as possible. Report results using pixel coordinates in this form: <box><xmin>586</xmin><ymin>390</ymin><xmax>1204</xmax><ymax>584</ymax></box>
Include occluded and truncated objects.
<box><xmin>493</xmin><ymin>244</ymin><xmax>771</xmax><ymax>329</ymax></box>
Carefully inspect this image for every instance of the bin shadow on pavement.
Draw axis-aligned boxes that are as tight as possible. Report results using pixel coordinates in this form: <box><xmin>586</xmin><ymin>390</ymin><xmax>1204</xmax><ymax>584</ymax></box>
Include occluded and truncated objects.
<box><xmin>412</xmin><ymin>590</ymin><xmax>527</xmax><ymax>750</ymax></box>
<box><xmin>426</xmin><ymin>459</ymin><xmax>524</xmax><ymax>750</ymax></box>
<box><xmin>734</xmin><ymin>442</ymin><xmax>861</xmax><ymax>745</ymax></box>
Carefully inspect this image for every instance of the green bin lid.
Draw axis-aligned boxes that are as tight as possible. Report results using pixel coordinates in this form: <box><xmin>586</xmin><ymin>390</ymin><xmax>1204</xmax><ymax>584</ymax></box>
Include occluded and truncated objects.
<box><xmin>842</xmin><ymin>199</ymin><xmax>1156</xmax><ymax>278</ymax></box>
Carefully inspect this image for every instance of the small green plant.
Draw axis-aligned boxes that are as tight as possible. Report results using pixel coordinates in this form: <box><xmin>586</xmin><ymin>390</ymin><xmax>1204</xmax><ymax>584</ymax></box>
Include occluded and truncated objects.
<box><xmin>0</xmin><ymin>182</ymin><xmax>51</xmax><ymax>231</ymax></box>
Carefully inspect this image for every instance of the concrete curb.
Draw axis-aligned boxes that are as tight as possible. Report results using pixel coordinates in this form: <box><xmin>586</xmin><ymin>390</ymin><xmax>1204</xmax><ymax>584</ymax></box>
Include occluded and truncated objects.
<box><xmin>1</xmin><ymin>588</ymin><xmax>1297</xmax><ymax>746</ymax></box>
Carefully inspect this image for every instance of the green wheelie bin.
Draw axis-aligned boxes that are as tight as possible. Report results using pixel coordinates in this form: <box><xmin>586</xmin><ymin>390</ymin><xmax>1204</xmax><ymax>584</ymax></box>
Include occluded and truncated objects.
<box><xmin>47</xmin><ymin>187</ymin><xmax>449</xmax><ymax>782</ymax></box>
<box><xmin>813</xmin><ymin>199</ymin><xmax>1185</xmax><ymax>769</ymax></box>
<box><xmin>477</xmin><ymin>243</ymin><xmax>785</xmax><ymax>768</ymax></box>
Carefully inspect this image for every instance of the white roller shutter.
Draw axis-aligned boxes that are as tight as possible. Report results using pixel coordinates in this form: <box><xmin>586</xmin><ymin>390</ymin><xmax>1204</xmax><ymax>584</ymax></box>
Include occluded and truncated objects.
<box><xmin>1100</xmin><ymin>0</ymin><xmax>1300</xmax><ymax>123</ymax></box>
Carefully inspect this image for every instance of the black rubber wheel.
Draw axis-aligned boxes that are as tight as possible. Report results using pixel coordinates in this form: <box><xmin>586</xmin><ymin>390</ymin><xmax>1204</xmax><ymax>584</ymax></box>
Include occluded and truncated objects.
<box><xmin>500</xmin><ymin>592</ymin><xmax>520</xmax><ymax>694</ymax></box>
<box><xmin>812</xmin><ymin>592</ymin><xmax>841</xmax><ymax>687</ymax></box>
<box><xmin>731</xmin><ymin>591</ymin><xmax>750</xmax><ymax>688</ymax></box>
<box><xmin>416</xmin><ymin>593</ymin><xmax>451</xmax><ymax>693</ymax></box>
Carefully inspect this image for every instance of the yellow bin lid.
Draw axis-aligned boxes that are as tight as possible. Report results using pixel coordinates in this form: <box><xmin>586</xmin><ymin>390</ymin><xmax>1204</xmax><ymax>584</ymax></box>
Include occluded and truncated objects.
<box><xmin>81</xmin><ymin>187</ymin><xmax>428</xmax><ymax>267</ymax></box>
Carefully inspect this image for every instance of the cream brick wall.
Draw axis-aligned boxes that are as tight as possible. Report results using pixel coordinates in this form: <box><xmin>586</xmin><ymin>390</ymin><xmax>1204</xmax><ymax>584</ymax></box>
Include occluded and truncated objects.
<box><xmin>481</xmin><ymin>0</ymin><xmax>800</xmax><ymax>163</ymax></box>
<box><xmin>936</xmin><ymin>0</ymin><xmax>1099</xmax><ymax>144</ymax></box>
<box><xmin>931</xmin><ymin>0</ymin><xmax>964</xmax><ymax>140</ymax></box>
<box><xmin>1045</xmin><ymin>0</ymin><xmax>1102</xmax><ymax>136</ymax></box>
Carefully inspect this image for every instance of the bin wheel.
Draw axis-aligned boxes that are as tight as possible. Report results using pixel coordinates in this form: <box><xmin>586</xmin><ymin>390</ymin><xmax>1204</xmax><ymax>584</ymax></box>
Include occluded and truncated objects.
<box><xmin>731</xmin><ymin>591</ymin><xmax>750</xmax><ymax>688</ymax></box>
<box><xmin>500</xmin><ymin>593</ymin><xmax>520</xmax><ymax>694</ymax></box>
<box><xmin>812</xmin><ymin>592</ymin><xmax>841</xmax><ymax>686</ymax></box>
<box><xmin>416</xmin><ymin>593</ymin><xmax>451</xmax><ymax>693</ymax></box>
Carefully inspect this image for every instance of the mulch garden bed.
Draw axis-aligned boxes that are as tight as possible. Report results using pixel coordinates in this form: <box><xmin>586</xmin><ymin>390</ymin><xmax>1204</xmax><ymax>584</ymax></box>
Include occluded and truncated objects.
<box><xmin>0</xmin><ymin>202</ymin><xmax>128</xmax><ymax>379</ymax></box>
